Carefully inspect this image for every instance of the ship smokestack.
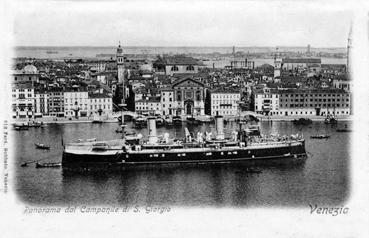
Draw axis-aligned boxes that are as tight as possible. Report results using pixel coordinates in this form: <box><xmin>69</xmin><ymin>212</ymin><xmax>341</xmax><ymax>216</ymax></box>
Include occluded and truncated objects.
<box><xmin>148</xmin><ymin>117</ymin><xmax>157</xmax><ymax>144</ymax></box>
<box><xmin>215</xmin><ymin>115</ymin><xmax>224</xmax><ymax>140</ymax></box>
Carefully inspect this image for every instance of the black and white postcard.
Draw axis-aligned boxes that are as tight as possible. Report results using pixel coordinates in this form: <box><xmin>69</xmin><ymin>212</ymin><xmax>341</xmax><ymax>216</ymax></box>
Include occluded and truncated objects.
<box><xmin>1</xmin><ymin>0</ymin><xmax>368</xmax><ymax>237</ymax></box>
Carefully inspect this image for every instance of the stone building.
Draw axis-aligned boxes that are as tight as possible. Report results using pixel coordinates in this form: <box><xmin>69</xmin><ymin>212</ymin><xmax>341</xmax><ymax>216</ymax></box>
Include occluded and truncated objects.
<box><xmin>153</xmin><ymin>55</ymin><xmax>200</xmax><ymax>76</ymax></box>
<box><xmin>172</xmin><ymin>77</ymin><xmax>205</xmax><ymax>116</ymax></box>
<box><xmin>210</xmin><ymin>88</ymin><xmax>241</xmax><ymax>116</ymax></box>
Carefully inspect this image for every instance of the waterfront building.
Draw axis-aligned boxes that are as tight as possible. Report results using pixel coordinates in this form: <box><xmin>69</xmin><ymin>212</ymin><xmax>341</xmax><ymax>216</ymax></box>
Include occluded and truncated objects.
<box><xmin>229</xmin><ymin>59</ymin><xmax>255</xmax><ymax>70</ymax></box>
<box><xmin>12</xmin><ymin>65</ymin><xmax>39</xmax><ymax>83</ymax></box>
<box><xmin>11</xmin><ymin>83</ymin><xmax>35</xmax><ymax>119</ymax></box>
<box><xmin>172</xmin><ymin>77</ymin><xmax>205</xmax><ymax>116</ymax></box>
<box><xmin>34</xmin><ymin>90</ymin><xmax>49</xmax><ymax>117</ymax></box>
<box><xmin>254</xmin><ymin>88</ymin><xmax>280</xmax><ymax>116</ymax></box>
<box><xmin>89</xmin><ymin>93</ymin><xmax>113</xmax><ymax>117</ymax></box>
<box><xmin>64</xmin><ymin>90</ymin><xmax>89</xmax><ymax>118</ymax></box>
<box><xmin>278</xmin><ymin>88</ymin><xmax>351</xmax><ymax>116</ymax></box>
<box><xmin>254</xmin><ymin>88</ymin><xmax>351</xmax><ymax>116</ymax></box>
<box><xmin>160</xmin><ymin>88</ymin><xmax>175</xmax><ymax>116</ymax></box>
<box><xmin>282</xmin><ymin>58</ymin><xmax>321</xmax><ymax>73</ymax></box>
<box><xmin>210</xmin><ymin>88</ymin><xmax>241</xmax><ymax>116</ymax></box>
<box><xmin>135</xmin><ymin>97</ymin><xmax>162</xmax><ymax>116</ymax></box>
<box><xmin>153</xmin><ymin>55</ymin><xmax>200</xmax><ymax>76</ymax></box>
<box><xmin>48</xmin><ymin>89</ymin><xmax>65</xmax><ymax>117</ymax></box>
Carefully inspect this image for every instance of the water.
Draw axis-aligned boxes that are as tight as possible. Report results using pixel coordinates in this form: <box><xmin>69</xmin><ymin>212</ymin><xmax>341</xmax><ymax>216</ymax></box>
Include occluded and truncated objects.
<box><xmin>13</xmin><ymin>121</ymin><xmax>350</xmax><ymax>207</ymax></box>
<box><xmin>14</xmin><ymin>46</ymin><xmax>347</xmax><ymax>67</ymax></box>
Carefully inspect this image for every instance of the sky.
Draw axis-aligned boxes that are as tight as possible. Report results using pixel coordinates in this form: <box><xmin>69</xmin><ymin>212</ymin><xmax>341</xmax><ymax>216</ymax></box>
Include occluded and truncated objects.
<box><xmin>9</xmin><ymin>0</ymin><xmax>353</xmax><ymax>47</ymax></box>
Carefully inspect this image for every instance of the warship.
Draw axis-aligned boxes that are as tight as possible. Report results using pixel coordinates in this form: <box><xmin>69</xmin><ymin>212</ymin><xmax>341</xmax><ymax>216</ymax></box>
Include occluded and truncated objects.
<box><xmin>62</xmin><ymin>116</ymin><xmax>307</xmax><ymax>169</ymax></box>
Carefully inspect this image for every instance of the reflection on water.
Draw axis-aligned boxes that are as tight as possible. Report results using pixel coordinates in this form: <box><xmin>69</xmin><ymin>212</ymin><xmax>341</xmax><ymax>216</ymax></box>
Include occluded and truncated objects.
<box><xmin>14</xmin><ymin>121</ymin><xmax>350</xmax><ymax>206</ymax></box>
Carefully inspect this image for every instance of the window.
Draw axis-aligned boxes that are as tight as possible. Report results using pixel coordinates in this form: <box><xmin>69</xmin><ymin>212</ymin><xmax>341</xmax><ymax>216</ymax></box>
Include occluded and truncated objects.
<box><xmin>186</xmin><ymin>65</ymin><xmax>195</xmax><ymax>71</ymax></box>
<box><xmin>171</xmin><ymin>66</ymin><xmax>179</xmax><ymax>71</ymax></box>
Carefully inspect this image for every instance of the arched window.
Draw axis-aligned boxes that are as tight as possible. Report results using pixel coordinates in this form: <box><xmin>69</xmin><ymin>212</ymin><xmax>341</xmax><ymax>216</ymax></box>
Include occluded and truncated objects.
<box><xmin>177</xmin><ymin>91</ymin><xmax>181</xmax><ymax>101</ymax></box>
<box><xmin>171</xmin><ymin>66</ymin><xmax>179</xmax><ymax>71</ymax></box>
<box><xmin>186</xmin><ymin>65</ymin><xmax>194</xmax><ymax>71</ymax></box>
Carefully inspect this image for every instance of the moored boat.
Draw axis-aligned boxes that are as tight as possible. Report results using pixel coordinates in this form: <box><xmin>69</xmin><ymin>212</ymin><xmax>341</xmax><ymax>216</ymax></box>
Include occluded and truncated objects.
<box><xmin>310</xmin><ymin>134</ymin><xmax>330</xmax><ymax>139</ymax></box>
<box><xmin>35</xmin><ymin>143</ymin><xmax>50</xmax><ymax>150</ymax></box>
<box><xmin>324</xmin><ymin>115</ymin><xmax>337</xmax><ymax>125</ymax></box>
<box><xmin>35</xmin><ymin>162</ymin><xmax>61</xmax><ymax>168</ymax></box>
<box><xmin>134</xmin><ymin>116</ymin><xmax>147</xmax><ymax>128</ymax></box>
<box><xmin>163</xmin><ymin>116</ymin><xmax>173</xmax><ymax>127</ymax></box>
<box><xmin>292</xmin><ymin>118</ymin><xmax>312</xmax><ymax>125</ymax></box>
<box><xmin>172</xmin><ymin>116</ymin><xmax>182</xmax><ymax>126</ymax></box>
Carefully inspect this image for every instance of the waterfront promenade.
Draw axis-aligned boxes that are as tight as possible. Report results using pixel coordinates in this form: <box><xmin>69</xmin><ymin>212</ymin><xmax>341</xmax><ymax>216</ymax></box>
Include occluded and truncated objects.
<box><xmin>11</xmin><ymin>113</ymin><xmax>353</xmax><ymax>125</ymax></box>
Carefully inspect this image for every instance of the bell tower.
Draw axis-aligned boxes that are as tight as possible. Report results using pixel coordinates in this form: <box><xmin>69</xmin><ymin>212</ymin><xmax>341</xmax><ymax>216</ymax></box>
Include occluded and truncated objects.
<box><xmin>347</xmin><ymin>25</ymin><xmax>352</xmax><ymax>76</ymax></box>
<box><xmin>117</xmin><ymin>42</ymin><xmax>125</xmax><ymax>103</ymax></box>
<box><xmin>274</xmin><ymin>47</ymin><xmax>282</xmax><ymax>78</ymax></box>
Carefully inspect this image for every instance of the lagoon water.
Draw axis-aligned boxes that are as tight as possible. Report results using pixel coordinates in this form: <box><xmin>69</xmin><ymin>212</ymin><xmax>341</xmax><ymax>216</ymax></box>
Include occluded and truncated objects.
<box><xmin>13</xmin><ymin>120</ymin><xmax>350</xmax><ymax>207</ymax></box>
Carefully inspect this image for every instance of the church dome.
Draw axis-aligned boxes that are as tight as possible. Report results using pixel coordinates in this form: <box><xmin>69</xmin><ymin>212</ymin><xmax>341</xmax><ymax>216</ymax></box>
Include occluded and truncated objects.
<box><xmin>23</xmin><ymin>65</ymin><xmax>38</xmax><ymax>74</ymax></box>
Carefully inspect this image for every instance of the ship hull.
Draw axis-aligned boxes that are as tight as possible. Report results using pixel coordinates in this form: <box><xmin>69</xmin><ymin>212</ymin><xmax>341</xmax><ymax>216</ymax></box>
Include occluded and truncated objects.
<box><xmin>62</xmin><ymin>141</ymin><xmax>306</xmax><ymax>169</ymax></box>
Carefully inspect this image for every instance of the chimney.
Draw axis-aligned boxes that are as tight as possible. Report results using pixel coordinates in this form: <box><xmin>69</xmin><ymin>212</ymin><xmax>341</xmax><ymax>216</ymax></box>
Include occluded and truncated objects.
<box><xmin>215</xmin><ymin>115</ymin><xmax>224</xmax><ymax>140</ymax></box>
<box><xmin>148</xmin><ymin>117</ymin><xmax>157</xmax><ymax>144</ymax></box>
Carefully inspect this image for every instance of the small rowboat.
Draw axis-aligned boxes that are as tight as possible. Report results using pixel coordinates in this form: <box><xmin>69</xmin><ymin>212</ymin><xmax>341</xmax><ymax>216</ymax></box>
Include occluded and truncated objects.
<box><xmin>245</xmin><ymin>168</ymin><xmax>262</xmax><ymax>174</ymax></box>
<box><xmin>310</xmin><ymin>134</ymin><xmax>330</xmax><ymax>139</ymax></box>
<box><xmin>35</xmin><ymin>143</ymin><xmax>50</xmax><ymax>150</ymax></box>
<box><xmin>35</xmin><ymin>162</ymin><xmax>61</xmax><ymax>168</ymax></box>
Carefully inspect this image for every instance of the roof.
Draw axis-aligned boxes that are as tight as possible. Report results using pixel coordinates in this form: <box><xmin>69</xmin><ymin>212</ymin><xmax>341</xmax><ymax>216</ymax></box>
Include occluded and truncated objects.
<box><xmin>211</xmin><ymin>88</ymin><xmax>240</xmax><ymax>94</ymax></box>
<box><xmin>12</xmin><ymin>82</ymin><xmax>33</xmax><ymax>89</ymax></box>
<box><xmin>277</xmin><ymin>88</ymin><xmax>348</xmax><ymax>94</ymax></box>
<box><xmin>88</xmin><ymin>93</ymin><xmax>111</xmax><ymax>99</ymax></box>
<box><xmin>282</xmin><ymin>58</ymin><xmax>321</xmax><ymax>64</ymax></box>
<box><xmin>155</xmin><ymin>55</ymin><xmax>200</xmax><ymax>66</ymax></box>
<box><xmin>172</xmin><ymin>77</ymin><xmax>205</xmax><ymax>88</ymax></box>
<box><xmin>136</xmin><ymin>97</ymin><xmax>161</xmax><ymax>103</ymax></box>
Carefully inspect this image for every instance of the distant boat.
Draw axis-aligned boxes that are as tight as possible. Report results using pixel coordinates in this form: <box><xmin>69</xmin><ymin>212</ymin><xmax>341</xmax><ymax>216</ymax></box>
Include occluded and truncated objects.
<box><xmin>292</xmin><ymin>118</ymin><xmax>312</xmax><ymax>125</ymax></box>
<box><xmin>336</xmin><ymin>124</ymin><xmax>352</xmax><ymax>132</ymax></box>
<box><xmin>76</xmin><ymin>138</ymin><xmax>97</xmax><ymax>143</ymax></box>
<box><xmin>35</xmin><ymin>143</ymin><xmax>50</xmax><ymax>150</ymax></box>
<box><xmin>92</xmin><ymin>114</ymin><xmax>103</xmax><ymax>123</ymax></box>
<box><xmin>245</xmin><ymin>167</ymin><xmax>262</xmax><ymax>174</ymax></box>
<box><xmin>46</xmin><ymin>51</ymin><xmax>58</xmax><ymax>54</ymax></box>
<box><xmin>14</xmin><ymin>125</ymin><xmax>29</xmax><ymax>131</ymax></box>
<box><xmin>35</xmin><ymin>162</ymin><xmax>61</xmax><ymax>168</ymax></box>
<box><xmin>310</xmin><ymin>134</ymin><xmax>330</xmax><ymax>139</ymax></box>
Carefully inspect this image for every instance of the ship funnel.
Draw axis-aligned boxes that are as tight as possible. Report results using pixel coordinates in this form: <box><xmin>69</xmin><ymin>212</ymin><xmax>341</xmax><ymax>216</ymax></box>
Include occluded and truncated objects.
<box><xmin>148</xmin><ymin>117</ymin><xmax>157</xmax><ymax>144</ymax></box>
<box><xmin>215</xmin><ymin>115</ymin><xmax>224</xmax><ymax>140</ymax></box>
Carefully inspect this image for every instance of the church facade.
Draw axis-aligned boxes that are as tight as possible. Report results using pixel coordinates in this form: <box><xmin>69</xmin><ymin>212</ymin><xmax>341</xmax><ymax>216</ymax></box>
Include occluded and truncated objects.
<box><xmin>172</xmin><ymin>77</ymin><xmax>205</xmax><ymax>116</ymax></box>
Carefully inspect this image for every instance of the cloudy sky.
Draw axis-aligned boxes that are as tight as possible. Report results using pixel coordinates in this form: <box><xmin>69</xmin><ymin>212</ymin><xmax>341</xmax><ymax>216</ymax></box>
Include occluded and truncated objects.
<box><xmin>10</xmin><ymin>0</ymin><xmax>353</xmax><ymax>47</ymax></box>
